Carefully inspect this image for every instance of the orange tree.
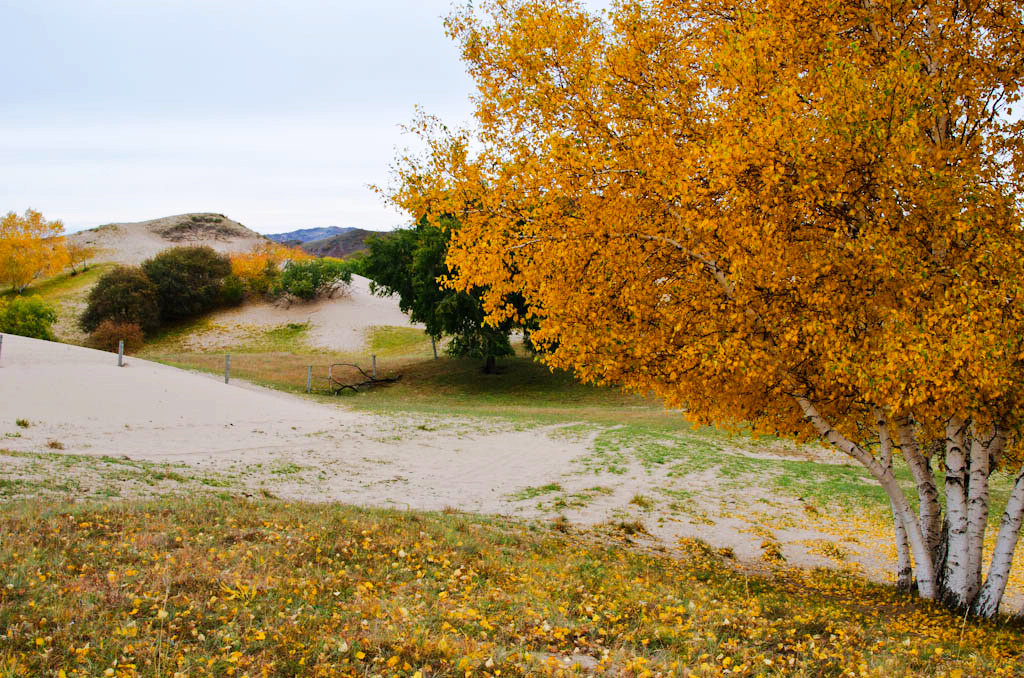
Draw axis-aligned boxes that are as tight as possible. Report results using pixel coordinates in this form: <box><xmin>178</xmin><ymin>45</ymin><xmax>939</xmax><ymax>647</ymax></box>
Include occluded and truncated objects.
<box><xmin>390</xmin><ymin>0</ymin><xmax>1024</xmax><ymax>616</ymax></box>
<box><xmin>0</xmin><ymin>209</ymin><xmax>69</xmax><ymax>293</ymax></box>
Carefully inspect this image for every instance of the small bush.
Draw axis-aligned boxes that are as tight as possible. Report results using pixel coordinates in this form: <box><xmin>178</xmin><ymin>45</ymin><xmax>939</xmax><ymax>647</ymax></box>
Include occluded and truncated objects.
<box><xmin>89</xmin><ymin>320</ymin><xmax>145</xmax><ymax>354</ymax></box>
<box><xmin>277</xmin><ymin>258</ymin><xmax>352</xmax><ymax>301</ymax></box>
<box><xmin>0</xmin><ymin>296</ymin><xmax>58</xmax><ymax>340</ymax></box>
<box><xmin>142</xmin><ymin>246</ymin><xmax>232</xmax><ymax>321</ymax></box>
<box><xmin>219</xmin><ymin>274</ymin><xmax>246</xmax><ymax>307</ymax></box>
<box><xmin>15</xmin><ymin>419</ymin><xmax>29</xmax><ymax>428</ymax></box>
<box><xmin>80</xmin><ymin>266</ymin><xmax>160</xmax><ymax>333</ymax></box>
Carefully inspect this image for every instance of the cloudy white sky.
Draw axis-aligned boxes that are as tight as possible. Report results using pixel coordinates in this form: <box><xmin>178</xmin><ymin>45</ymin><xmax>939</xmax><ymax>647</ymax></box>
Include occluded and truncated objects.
<box><xmin>0</xmin><ymin>1</ymin><xmax>500</xmax><ymax>234</ymax></box>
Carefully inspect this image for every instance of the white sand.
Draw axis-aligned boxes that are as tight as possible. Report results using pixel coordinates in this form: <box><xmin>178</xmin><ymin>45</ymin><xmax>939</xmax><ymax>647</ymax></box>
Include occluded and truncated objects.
<box><xmin>70</xmin><ymin>213</ymin><xmax>266</xmax><ymax>266</ymax></box>
<box><xmin>188</xmin><ymin>275</ymin><xmax>422</xmax><ymax>352</ymax></box>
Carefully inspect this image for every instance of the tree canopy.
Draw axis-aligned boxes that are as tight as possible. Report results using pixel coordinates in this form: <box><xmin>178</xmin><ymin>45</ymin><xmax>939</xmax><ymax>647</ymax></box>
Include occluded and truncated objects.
<box><xmin>0</xmin><ymin>210</ymin><xmax>69</xmax><ymax>293</ymax></box>
<box><xmin>360</xmin><ymin>219</ymin><xmax>516</xmax><ymax>372</ymax></box>
<box><xmin>141</xmin><ymin>246</ymin><xmax>232</xmax><ymax>322</ymax></box>
<box><xmin>391</xmin><ymin>0</ymin><xmax>1024</xmax><ymax>615</ymax></box>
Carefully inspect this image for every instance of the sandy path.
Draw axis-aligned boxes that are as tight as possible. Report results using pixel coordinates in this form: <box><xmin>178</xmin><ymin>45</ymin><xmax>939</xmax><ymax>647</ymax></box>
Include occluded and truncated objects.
<box><xmin>3</xmin><ymin>335</ymin><xmax>1020</xmax><ymax>612</ymax></box>
<box><xmin>0</xmin><ymin>335</ymin><xmax>578</xmax><ymax>513</ymax></box>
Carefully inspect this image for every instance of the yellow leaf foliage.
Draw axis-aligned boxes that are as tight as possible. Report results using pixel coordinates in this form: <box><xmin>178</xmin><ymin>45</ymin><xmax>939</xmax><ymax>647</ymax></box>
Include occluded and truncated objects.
<box><xmin>230</xmin><ymin>242</ymin><xmax>311</xmax><ymax>281</ymax></box>
<box><xmin>391</xmin><ymin>0</ymin><xmax>1024</xmax><ymax>452</ymax></box>
<box><xmin>0</xmin><ymin>209</ymin><xmax>70</xmax><ymax>293</ymax></box>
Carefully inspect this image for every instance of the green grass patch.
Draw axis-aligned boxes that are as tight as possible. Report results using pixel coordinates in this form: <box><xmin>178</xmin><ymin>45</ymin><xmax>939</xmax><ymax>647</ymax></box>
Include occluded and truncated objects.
<box><xmin>510</xmin><ymin>482</ymin><xmax>563</xmax><ymax>501</ymax></box>
<box><xmin>0</xmin><ymin>263</ymin><xmax>115</xmax><ymax>303</ymax></box>
<box><xmin>366</xmin><ymin>325</ymin><xmax>433</xmax><ymax>355</ymax></box>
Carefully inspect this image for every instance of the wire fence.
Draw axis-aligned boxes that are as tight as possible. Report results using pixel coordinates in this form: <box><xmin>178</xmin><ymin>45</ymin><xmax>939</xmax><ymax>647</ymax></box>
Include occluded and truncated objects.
<box><xmin>142</xmin><ymin>349</ymin><xmax>431</xmax><ymax>395</ymax></box>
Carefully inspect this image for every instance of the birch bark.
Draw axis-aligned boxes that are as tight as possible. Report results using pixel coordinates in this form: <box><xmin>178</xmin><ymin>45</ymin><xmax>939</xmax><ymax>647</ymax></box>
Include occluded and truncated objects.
<box><xmin>964</xmin><ymin>427</ymin><xmax>992</xmax><ymax>602</ymax></box>
<box><xmin>972</xmin><ymin>465</ymin><xmax>1024</xmax><ymax>618</ymax></box>
<box><xmin>876</xmin><ymin>408</ymin><xmax>912</xmax><ymax>589</ymax></box>
<box><xmin>896</xmin><ymin>418</ymin><xmax>942</xmax><ymax>555</ymax></box>
<box><xmin>798</xmin><ymin>398</ymin><xmax>936</xmax><ymax>599</ymax></box>
<box><xmin>942</xmin><ymin>418</ymin><xmax>970</xmax><ymax>607</ymax></box>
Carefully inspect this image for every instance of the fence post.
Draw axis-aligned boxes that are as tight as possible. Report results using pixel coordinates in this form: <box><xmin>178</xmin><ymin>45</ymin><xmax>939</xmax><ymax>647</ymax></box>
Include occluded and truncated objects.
<box><xmin>372</xmin><ymin>355</ymin><xmax>377</xmax><ymax>380</ymax></box>
<box><xmin>431</xmin><ymin>335</ymin><xmax>437</xmax><ymax>359</ymax></box>
<box><xmin>306</xmin><ymin>365</ymin><xmax>312</xmax><ymax>393</ymax></box>
<box><xmin>225</xmin><ymin>354</ymin><xmax>230</xmax><ymax>384</ymax></box>
<box><xmin>118</xmin><ymin>339</ymin><xmax>124</xmax><ymax>367</ymax></box>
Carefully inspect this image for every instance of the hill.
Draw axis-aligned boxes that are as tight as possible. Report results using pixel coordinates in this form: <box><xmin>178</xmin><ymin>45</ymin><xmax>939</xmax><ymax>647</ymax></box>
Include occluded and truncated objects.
<box><xmin>301</xmin><ymin>227</ymin><xmax>379</xmax><ymax>258</ymax></box>
<box><xmin>69</xmin><ymin>213</ymin><xmax>267</xmax><ymax>265</ymax></box>
<box><xmin>264</xmin><ymin>226</ymin><xmax>351</xmax><ymax>244</ymax></box>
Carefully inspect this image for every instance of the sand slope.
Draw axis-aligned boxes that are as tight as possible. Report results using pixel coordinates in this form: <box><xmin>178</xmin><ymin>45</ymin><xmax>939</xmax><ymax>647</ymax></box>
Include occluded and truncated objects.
<box><xmin>70</xmin><ymin>213</ymin><xmax>266</xmax><ymax>265</ymax></box>
<box><xmin>184</xmin><ymin>274</ymin><xmax>422</xmax><ymax>352</ymax></box>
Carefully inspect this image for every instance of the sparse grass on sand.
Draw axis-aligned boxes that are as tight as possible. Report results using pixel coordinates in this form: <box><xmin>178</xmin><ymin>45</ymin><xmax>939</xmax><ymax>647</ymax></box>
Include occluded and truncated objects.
<box><xmin>1</xmin><ymin>496</ymin><xmax>1022</xmax><ymax>677</ymax></box>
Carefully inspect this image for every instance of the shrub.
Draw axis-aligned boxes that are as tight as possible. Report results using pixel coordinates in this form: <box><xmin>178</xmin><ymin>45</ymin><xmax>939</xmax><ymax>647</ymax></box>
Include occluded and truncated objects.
<box><xmin>80</xmin><ymin>266</ymin><xmax>160</xmax><ymax>333</ymax></box>
<box><xmin>277</xmin><ymin>258</ymin><xmax>352</xmax><ymax>301</ymax></box>
<box><xmin>88</xmin><ymin>320</ymin><xmax>145</xmax><ymax>354</ymax></box>
<box><xmin>142</xmin><ymin>246</ymin><xmax>232</xmax><ymax>321</ymax></box>
<box><xmin>219</xmin><ymin>274</ymin><xmax>246</xmax><ymax>307</ymax></box>
<box><xmin>0</xmin><ymin>296</ymin><xmax>58</xmax><ymax>340</ymax></box>
<box><xmin>230</xmin><ymin>242</ymin><xmax>311</xmax><ymax>298</ymax></box>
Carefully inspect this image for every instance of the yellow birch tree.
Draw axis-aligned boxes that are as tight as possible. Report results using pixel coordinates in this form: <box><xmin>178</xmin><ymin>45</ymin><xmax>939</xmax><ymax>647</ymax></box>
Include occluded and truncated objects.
<box><xmin>0</xmin><ymin>209</ymin><xmax>70</xmax><ymax>293</ymax></box>
<box><xmin>391</xmin><ymin>0</ymin><xmax>1024</xmax><ymax>616</ymax></box>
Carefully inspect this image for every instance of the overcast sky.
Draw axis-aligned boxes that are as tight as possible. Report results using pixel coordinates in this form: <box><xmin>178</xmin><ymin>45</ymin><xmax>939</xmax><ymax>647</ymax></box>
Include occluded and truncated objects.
<box><xmin>0</xmin><ymin>0</ymin><xmax>498</xmax><ymax>234</ymax></box>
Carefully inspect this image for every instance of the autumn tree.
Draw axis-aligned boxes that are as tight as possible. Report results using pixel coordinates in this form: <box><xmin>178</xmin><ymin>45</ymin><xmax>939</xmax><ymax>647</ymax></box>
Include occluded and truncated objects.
<box><xmin>66</xmin><ymin>241</ymin><xmax>97</xmax><ymax>274</ymax></box>
<box><xmin>360</xmin><ymin>218</ymin><xmax>517</xmax><ymax>373</ymax></box>
<box><xmin>0</xmin><ymin>210</ymin><xmax>70</xmax><ymax>293</ymax></box>
<box><xmin>230</xmin><ymin>242</ymin><xmax>312</xmax><ymax>296</ymax></box>
<box><xmin>391</xmin><ymin>0</ymin><xmax>1024</xmax><ymax>616</ymax></box>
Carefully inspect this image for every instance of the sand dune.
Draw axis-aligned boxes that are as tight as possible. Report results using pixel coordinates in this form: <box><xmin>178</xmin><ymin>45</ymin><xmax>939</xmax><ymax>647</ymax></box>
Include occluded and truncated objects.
<box><xmin>70</xmin><ymin>213</ymin><xmax>266</xmax><ymax>265</ymax></box>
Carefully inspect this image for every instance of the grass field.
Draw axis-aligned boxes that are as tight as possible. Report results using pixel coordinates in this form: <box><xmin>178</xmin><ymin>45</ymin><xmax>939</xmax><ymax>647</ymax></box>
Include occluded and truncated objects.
<box><xmin>1</xmin><ymin>496</ymin><xmax>1022</xmax><ymax>677</ymax></box>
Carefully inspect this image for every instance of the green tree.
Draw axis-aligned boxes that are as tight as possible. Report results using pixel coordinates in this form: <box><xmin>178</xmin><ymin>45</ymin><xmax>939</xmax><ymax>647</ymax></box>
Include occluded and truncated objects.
<box><xmin>0</xmin><ymin>296</ymin><xmax>58</xmax><ymax>340</ymax></box>
<box><xmin>361</xmin><ymin>218</ymin><xmax>516</xmax><ymax>373</ymax></box>
<box><xmin>277</xmin><ymin>258</ymin><xmax>352</xmax><ymax>300</ymax></box>
<box><xmin>80</xmin><ymin>266</ymin><xmax>160</xmax><ymax>334</ymax></box>
<box><xmin>142</xmin><ymin>246</ymin><xmax>232</xmax><ymax>321</ymax></box>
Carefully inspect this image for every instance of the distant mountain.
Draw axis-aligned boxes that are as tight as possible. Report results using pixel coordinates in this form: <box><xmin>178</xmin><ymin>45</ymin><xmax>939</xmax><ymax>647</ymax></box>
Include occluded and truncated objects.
<box><xmin>265</xmin><ymin>226</ymin><xmax>355</xmax><ymax>244</ymax></box>
<box><xmin>301</xmin><ymin>228</ymin><xmax>381</xmax><ymax>259</ymax></box>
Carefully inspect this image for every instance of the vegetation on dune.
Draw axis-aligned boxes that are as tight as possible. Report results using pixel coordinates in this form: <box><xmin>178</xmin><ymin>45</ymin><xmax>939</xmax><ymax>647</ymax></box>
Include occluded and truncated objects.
<box><xmin>80</xmin><ymin>266</ymin><xmax>161</xmax><ymax>334</ymax></box>
<box><xmin>1</xmin><ymin>497</ymin><xmax>1022</xmax><ymax>677</ymax></box>
<box><xmin>229</xmin><ymin>242</ymin><xmax>312</xmax><ymax>297</ymax></box>
<box><xmin>392</xmin><ymin>0</ymin><xmax>1024</xmax><ymax>616</ymax></box>
<box><xmin>0</xmin><ymin>296</ymin><xmax>58</xmax><ymax>341</ymax></box>
<box><xmin>142</xmin><ymin>246</ymin><xmax>234</xmax><ymax>322</ymax></box>
<box><xmin>277</xmin><ymin>257</ymin><xmax>353</xmax><ymax>301</ymax></box>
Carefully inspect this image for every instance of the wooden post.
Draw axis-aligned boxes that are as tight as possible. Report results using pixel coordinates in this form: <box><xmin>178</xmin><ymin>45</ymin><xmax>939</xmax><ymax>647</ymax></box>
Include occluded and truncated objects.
<box><xmin>225</xmin><ymin>354</ymin><xmax>230</xmax><ymax>384</ymax></box>
<box><xmin>306</xmin><ymin>365</ymin><xmax>312</xmax><ymax>393</ymax></box>
<box><xmin>118</xmin><ymin>339</ymin><xmax>124</xmax><ymax>367</ymax></box>
<box><xmin>431</xmin><ymin>335</ymin><xmax>437</xmax><ymax>359</ymax></box>
<box><xmin>372</xmin><ymin>355</ymin><xmax>377</xmax><ymax>379</ymax></box>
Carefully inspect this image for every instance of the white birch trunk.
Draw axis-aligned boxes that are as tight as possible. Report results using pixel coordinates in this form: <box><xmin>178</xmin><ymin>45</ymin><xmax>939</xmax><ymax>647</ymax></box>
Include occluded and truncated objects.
<box><xmin>798</xmin><ymin>398</ymin><xmax>936</xmax><ymax>599</ymax></box>
<box><xmin>896</xmin><ymin>418</ymin><xmax>942</xmax><ymax>554</ymax></box>
<box><xmin>973</xmin><ymin>464</ymin><xmax>1024</xmax><ymax>618</ymax></box>
<box><xmin>942</xmin><ymin>417</ymin><xmax>970</xmax><ymax>608</ymax></box>
<box><xmin>964</xmin><ymin>427</ymin><xmax>991</xmax><ymax>602</ymax></box>
<box><xmin>876</xmin><ymin>408</ymin><xmax>912</xmax><ymax>589</ymax></box>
